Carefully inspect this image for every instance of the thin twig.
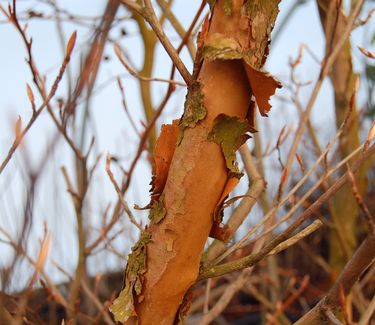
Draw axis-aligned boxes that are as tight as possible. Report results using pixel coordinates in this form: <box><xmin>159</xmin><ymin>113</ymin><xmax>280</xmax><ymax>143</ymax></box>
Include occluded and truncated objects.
<box><xmin>199</xmin><ymin>142</ymin><xmax>375</xmax><ymax>279</ymax></box>
<box><xmin>0</xmin><ymin>27</ymin><xmax>77</xmax><ymax>174</ymax></box>
<box><xmin>105</xmin><ymin>154</ymin><xmax>143</xmax><ymax>231</ymax></box>
<box><xmin>347</xmin><ymin>165</ymin><xmax>375</xmax><ymax>236</ymax></box>
<box><xmin>114</xmin><ymin>44</ymin><xmax>186</xmax><ymax>86</ymax></box>
<box><xmin>279</xmin><ymin>0</ymin><xmax>365</xmax><ymax>198</ymax></box>
<box><xmin>267</xmin><ymin>220</ymin><xmax>323</xmax><ymax>256</ymax></box>
<box><xmin>125</xmin><ymin>0</ymin><xmax>192</xmax><ymax>84</ymax></box>
<box><xmin>324</xmin><ymin>309</ymin><xmax>344</xmax><ymax>325</ymax></box>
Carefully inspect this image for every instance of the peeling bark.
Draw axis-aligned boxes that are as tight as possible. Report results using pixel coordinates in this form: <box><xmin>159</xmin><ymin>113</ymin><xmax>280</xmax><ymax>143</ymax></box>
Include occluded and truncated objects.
<box><xmin>111</xmin><ymin>1</ymin><xmax>281</xmax><ymax>323</ymax></box>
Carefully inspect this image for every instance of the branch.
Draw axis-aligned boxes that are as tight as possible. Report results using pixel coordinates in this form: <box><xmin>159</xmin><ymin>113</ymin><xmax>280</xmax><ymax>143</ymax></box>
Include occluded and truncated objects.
<box><xmin>294</xmin><ymin>235</ymin><xmax>375</xmax><ymax>324</ymax></box>
<box><xmin>199</xmin><ymin>142</ymin><xmax>375</xmax><ymax>279</ymax></box>
<box><xmin>120</xmin><ymin>0</ymin><xmax>192</xmax><ymax>84</ymax></box>
<box><xmin>156</xmin><ymin>0</ymin><xmax>196</xmax><ymax>58</ymax></box>
<box><xmin>198</xmin><ymin>269</ymin><xmax>252</xmax><ymax>325</ymax></box>
<box><xmin>0</xmin><ymin>28</ymin><xmax>77</xmax><ymax>174</ymax></box>
<box><xmin>279</xmin><ymin>0</ymin><xmax>364</xmax><ymax>196</ymax></box>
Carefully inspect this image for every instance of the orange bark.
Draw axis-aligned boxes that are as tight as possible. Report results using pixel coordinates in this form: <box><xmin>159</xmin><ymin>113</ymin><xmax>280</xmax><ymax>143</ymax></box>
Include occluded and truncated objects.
<box><xmin>113</xmin><ymin>1</ymin><xmax>281</xmax><ymax>323</ymax></box>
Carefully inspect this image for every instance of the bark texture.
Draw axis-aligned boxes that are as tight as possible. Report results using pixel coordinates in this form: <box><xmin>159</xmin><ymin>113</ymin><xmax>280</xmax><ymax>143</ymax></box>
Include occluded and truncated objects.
<box><xmin>111</xmin><ymin>1</ymin><xmax>281</xmax><ymax>323</ymax></box>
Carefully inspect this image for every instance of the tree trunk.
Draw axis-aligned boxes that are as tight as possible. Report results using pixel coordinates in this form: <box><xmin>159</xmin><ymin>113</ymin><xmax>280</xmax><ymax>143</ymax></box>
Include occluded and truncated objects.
<box><xmin>110</xmin><ymin>1</ymin><xmax>281</xmax><ymax>323</ymax></box>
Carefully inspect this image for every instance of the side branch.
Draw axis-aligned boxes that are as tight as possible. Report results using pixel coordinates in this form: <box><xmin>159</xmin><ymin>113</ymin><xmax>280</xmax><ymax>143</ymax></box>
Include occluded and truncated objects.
<box><xmin>294</xmin><ymin>235</ymin><xmax>375</xmax><ymax>324</ymax></box>
<box><xmin>199</xmin><ymin>142</ymin><xmax>375</xmax><ymax>279</ymax></box>
<box><xmin>119</xmin><ymin>0</ymin><xmax>192</xmax><ymax>84</ymax></box>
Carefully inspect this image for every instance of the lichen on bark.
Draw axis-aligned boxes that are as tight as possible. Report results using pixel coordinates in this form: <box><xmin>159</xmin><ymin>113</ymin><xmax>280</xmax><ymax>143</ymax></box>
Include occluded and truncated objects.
<box><xmin>178</xmin><ymin>81</ymin><xmax>206</xmax><ymax>143</ymax></box>
<box><xmin>149</xmin><ymin>194</ymin><xmax>166</xmax><ymax>224</ymax></box>
<box><xmin>241</xmin><ymin>0</ymin><xmax>281</xmax><ymax>67</ymax></box>
<box><xmin>202</xmin><ymin>34</ymin><xmax>243</xmax><ymax>60</ymax></box>
<box><xmin>223</xmin><ymin>0</ymin><xmax>233</xmax><ymax>16</ymax></box>
<box><xmin>208</xmin><ymin>0</ymin><xmax>234</xmax><ymax>15</ymax></box>
<box><xmin>208</xmin><ymin>114</ymin><xmax>251</xmax><ymax>177</ymax></box>
<box><xmin>109</xmin><ymin>230</ymin><xmax>152</xmax><ymax>323</ymax></box>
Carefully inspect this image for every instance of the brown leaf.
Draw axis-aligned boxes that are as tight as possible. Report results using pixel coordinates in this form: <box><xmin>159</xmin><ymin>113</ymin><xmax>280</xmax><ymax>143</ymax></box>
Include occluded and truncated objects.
<box><xmin>150</xmin><ymin>120</ymin><xmax>179</xmax><ymax>201</ymax></box>
<box><xmin>244</xmin><ymin>64</ymin><xmax>282</xmax><ymax>116</ymax></box>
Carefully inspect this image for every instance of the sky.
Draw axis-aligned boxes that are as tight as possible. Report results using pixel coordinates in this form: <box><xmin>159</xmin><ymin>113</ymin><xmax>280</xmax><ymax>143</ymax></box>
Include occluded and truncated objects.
<box><xmin>0</xmin><ymin>0</ymin><xmax>374</xmax><ymax>290</ymax></box>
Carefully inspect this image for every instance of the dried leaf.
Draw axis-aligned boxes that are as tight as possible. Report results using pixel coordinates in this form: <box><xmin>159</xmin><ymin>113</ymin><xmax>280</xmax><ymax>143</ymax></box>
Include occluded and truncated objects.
<box><xmin>149</xmin><ymin>194</ymin><xmax>166</xmax><ymax>224</ymax></box>
<box><xmin>208</xmin><ymin>114</ymin><xmax>250</xmax><ymax>176</ymax></box>
<box><xmin>110</xmin><ymin>230</ymin><xmax>152</xmax><ymax>323</ymax></box>
<box><xmin>151</xmin><ymin>120</ymin><xmax>179</xmax><ymax>200</ymax></box>
<box><xmin>244</xmin><ymin>64</ymin><xmax>282</xmax><ymax>116</ymax></box>
<box><xmin>179</xmin><ymin>82</ymin><xmax>206</xmax><ymax>143</ymax></box>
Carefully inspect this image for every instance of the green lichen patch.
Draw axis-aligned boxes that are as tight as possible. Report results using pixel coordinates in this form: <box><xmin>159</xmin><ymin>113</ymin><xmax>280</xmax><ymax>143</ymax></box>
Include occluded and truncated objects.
<box><xmin>110</xmin><ymin>230</ymin><xmax>152</xmax><ymax>323</ymax></box>
<box><xmin>223</xmin><ymin>0</ymin><xmax>233</xmax><ymax>16</ymax></box>
<box><xmin>149</xmin><ymin>194</ymin><xmax>166</xmax><ymax>224</ymax></box>
<box><xmin>242</xmin><ymin>0</ymin><xmax>281</xmax><ymax>24</ymax></box>
<box><xmin>202</xmin><ymin>34</ymin><xmax>243</xmax><ymax>61</ymax></box>
<box><xmin>208</xmin><ymin>114</ymin><xmax>250</xmax><ymax>177</ymax></box>
<box><xmin>179</xmin><ymin>81</ymin><xmax>206</xmax><ymax>144</ymax></box>
<box><xmin>241</xmin><ymin>0</ymin><xmax>281</xmax><ymax>67</ymax></box>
